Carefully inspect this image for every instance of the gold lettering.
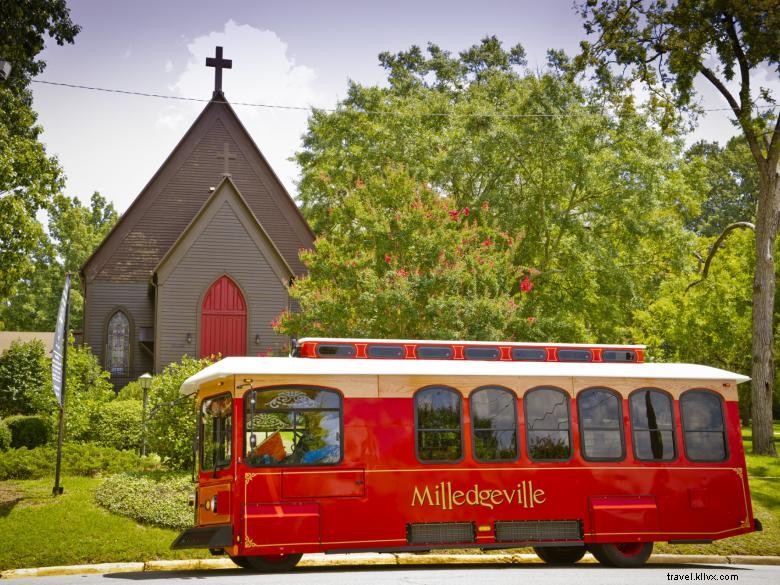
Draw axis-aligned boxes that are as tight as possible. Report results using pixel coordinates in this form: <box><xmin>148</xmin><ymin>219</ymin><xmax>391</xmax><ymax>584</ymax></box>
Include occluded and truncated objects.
<box><xmin>452</xmin><ymin>490</ymin><xmax>465</xmax><ymax>506</ymax></box>
<box><xmin>479</xmin><ymin>489</ymin><xmax>494</xmax><ymax>509</ymax></box>
<box><xmin>412</xmin><ymin>485</ymin><xmax>433</xmax><ymax>507</ymax></box>
<box><xmin>410</xmin><ymin>481</ymin><xmax>546</xmax><ymax>509</ymax></box>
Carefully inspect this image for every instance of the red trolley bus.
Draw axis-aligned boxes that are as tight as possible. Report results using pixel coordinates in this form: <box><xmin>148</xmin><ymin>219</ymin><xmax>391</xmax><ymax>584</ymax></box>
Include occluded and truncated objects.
<box><xmin>172</xmin><ymin>337</ymin><xmax>759</xmax><ymax>570</ymax></box>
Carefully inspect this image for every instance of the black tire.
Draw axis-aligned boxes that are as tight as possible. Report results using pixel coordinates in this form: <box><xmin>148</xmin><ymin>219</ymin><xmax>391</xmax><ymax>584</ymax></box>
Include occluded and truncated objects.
<box><xmin>588</xmin><ymin>542</ymin><xmax>653</xmax><ymax>567</ymax></box>
<box><xmin>240</xmin><ymin>553</ymin><xmax>303</xmax><ymax>572</ymax></box>
<box><xmin>533</xmin><ymin>545</ymin><xmax>587</xmax><ymax>565</ymax></box>
<box><xmin>228</xmin><ymin>555</ymin><xmax>252</xmax><ymax>569</ymax></box>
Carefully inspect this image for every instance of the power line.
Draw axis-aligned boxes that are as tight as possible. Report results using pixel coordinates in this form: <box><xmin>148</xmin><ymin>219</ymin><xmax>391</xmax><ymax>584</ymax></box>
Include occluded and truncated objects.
<box><xmin>31</xmin><ymin>78</ymin><xmax>779</xmax><ymax>119</ymax></box>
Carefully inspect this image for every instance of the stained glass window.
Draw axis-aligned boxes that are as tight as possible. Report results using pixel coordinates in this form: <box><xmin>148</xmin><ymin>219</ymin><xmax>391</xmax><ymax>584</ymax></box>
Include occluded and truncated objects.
<box><xmin>106</xmin><ymin>311</ymin><xmax>130</xmax><ymax>375</ymax></box>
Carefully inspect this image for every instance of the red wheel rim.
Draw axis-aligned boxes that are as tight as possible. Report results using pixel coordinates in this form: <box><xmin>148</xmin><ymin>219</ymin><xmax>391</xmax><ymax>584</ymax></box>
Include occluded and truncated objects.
<box><xmin>615</xmin><ymin>542</ymin><xmax>644</xmax><ymax>557</ymax></box>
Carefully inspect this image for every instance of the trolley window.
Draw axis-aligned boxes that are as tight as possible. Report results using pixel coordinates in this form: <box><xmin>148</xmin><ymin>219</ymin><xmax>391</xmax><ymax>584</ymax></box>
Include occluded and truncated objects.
<box><xmin>417</xmin><ymin>346</ymin><xmax>453</xmax><ymax>359</ymax></box>
<box><xmin>368</xmin><ymin>345</ymin><xmax>405</xmax><ymax>358</ymax></box>
<box><xmin>464</xmin><ymin>347</ymin><xmax>500</xmax><ymax>360</ymax></box>
<box><xmin>200</xmin><ymin>393</ymin><xmax>232</xmax><ymax>471</ymax></box>
<box><xmin>415</xmin><ymin>386</ymin><xmax>463</xmax><ymax>462</ymax></box>
<box><xmin>681</xmin><ymin>390</ymin><xmax>727</xmax><ymax>461</ymax></box>
<box><xmin>525</xmin><ymin>387</ymin><xmax>571</xmax><ymax>461</ymax></box>
<box><xmin>630</xmin><ymin>389</ymin><xmax>676</xmax><ymax>461</ymax></box>
<box><xmin>244</xmin><ymin>387</ymin><xmax>342</xmax><ymax>466</ymax></box>
<box><xmin>578</xmin><ymin>388</ymin><xmax>624</xmax><ymax>461</ymax></box>
<box><xmin>470</xmin><ymin>387</ymin><xmax>519</xmax><ymax>462</ymax></box>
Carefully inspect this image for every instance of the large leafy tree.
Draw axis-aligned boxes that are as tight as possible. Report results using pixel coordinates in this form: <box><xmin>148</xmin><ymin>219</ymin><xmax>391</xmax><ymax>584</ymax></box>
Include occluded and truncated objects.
<box><xmin>576</xmin><ymin>0</ymin><xmax>779</xmax><ymax>455</ymax></box>
<box><xmin>1</xmin><ymin>192</ymin><xmax>118</xmax><ymax>331</ymax></box>
<box><xmin>289</xmin><ymin>38</ymin><xmax>700</xmax><ymax>342</ymax></box>
<box><xmin>0</xmin><ymin>0</ymin><xmax>79</xmax><ymax>304</ymax></box>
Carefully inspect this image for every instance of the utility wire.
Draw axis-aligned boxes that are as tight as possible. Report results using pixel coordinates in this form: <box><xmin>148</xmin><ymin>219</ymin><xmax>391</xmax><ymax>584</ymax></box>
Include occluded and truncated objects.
<box><xmin>31</xmin><ymin>79</ymin><xmax>780</xmax><ymax>119</ymax></box>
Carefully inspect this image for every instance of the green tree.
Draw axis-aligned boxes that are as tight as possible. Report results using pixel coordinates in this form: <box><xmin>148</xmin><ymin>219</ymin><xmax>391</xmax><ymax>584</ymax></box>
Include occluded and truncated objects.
<box><xmin>0</xmin><ymin>0</ymin><xmax>79</xmax><ymax>304</ymax></box>
<box><xmin>686</xmin><ymin>138</ymin><xmax>759</xmax><ymax>236</ymax></box>
<box><xmin>576</xmin><ymin>0</ymin><xmax>779</xmax><ymax>455</ymax></box>
<box><xmin>0</xmin><ymin>339</ymin><xmax>55</xmax><ymax>417</ymax></box>
<box><xmin>1</xmin><ymin>192</ymin><xmax>118</xmax><ymax>331</ymax></box>
<box><xmin>291</xmin><ymin>38</ymin><xmax>700</xmax><ymax>342</ymax></box>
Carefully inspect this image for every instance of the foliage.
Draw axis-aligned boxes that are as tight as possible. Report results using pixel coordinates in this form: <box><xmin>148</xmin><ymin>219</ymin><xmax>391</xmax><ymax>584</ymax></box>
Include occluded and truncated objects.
<box><xmin>95</xmin><ymin>473</ymin><xmax>194</xmax><ymax>530</ymax></box>
<box><xmin>0</xmin><ymin>443</ymin><xmax>160</xmax><ymax>480</ymax></box>
<box><xmin>0</xmin><ymin>339</ymin><xmax>55</xmax><ymax>417</ymax></box>
<box><xmin>288</xmin><ymin>37</ymin><xmax>700</xmax><ymax>343</ymax></box>
<box><xmin>120</xmin><ymin>355</ymin><xmax>213</xmax><ymax>470</ymax></box>
<box><xmin>0</xmin><ymin>418</ymin><xmax>11</xmax><ymax>450</ymax></box>
<box><xmin>0</xmin><ymin>192</ymin><xmax>118</xmax><ymax>331</ymax></box>
<box><xmin>575</xmin><ymin>0</ymin><xmax>779</xmax><ymax>455</ymax></box>
<box><xmin>0</xmin><ymin>0</ymin><xmax>79</xmax><ymax>305</ymax></box>
<box><xmin>87</xmin><ymin>399</ymin><xmax>143</xmax><ymax>451</ymax></box>
<box><xmin>3</xmin><ymin>414</ymin><xmax>51</xmax><ymax>449</ymax></box>
<box><xmin>685</xmin><ymin>138</ymin><xmax>758</xmax><ymax>237</ymax></box>
<box><xmin>0</xmin><ymin>0</ymin><xmax>80</xmax><ymax>94</ymax></box>
<box><xmin>64</xmin><ymin>342</ymin><xmax>116</xmax><ymax>443</ymax></box>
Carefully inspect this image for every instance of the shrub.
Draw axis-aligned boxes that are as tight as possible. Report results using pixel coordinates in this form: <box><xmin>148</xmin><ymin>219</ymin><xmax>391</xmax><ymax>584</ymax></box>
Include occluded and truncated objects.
<box><xmin>0</xmin><ymin>443</ymin><xmax>161</xmax><ymax>480</ymax></box>
<box><xmin>5</xmin><ymin>415</ymin><xmax>52</xmax><ymax>449</ymax></box>
<box><xmin>0</xmin><ymin>339</ymin><xmax>55</xmax><ymax>417</ymax></box>
<box><xmin>95</xmin><ymin>473</ymin><xmax>194</xmax><ymax>530</ymax></box>
<box><xmin>65</xmin><ymin>344</ymin><xmax>116</xmax><ymax>443</ymax></box>
<box><xmin>88</xmin><ymin>400</ymin><xmax>143</xmax><ymax>451</ymax></box>
<box><xmin>0</xmin><ymin>419</ymin><xmax>11</xmax><ymax>450</ymax></box>
<box><xmin>118</xmin><ymin>356</ymin><xmax>212</xmax><ymax>471</ymax></box>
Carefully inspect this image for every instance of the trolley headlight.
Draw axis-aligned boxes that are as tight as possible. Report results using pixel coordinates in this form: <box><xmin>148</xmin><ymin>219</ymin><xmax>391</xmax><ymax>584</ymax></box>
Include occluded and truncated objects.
<box><xmin>205</xmin><ymin>495</ymin><xmax>218</xmax><ymax>513</ymax></box>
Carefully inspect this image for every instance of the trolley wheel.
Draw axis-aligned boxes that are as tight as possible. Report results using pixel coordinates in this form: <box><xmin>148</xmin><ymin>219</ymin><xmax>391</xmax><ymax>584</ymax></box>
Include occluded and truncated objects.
<box><xmin>228</xmin><ymin>555</ymin><xmax>252</xmax><ymax>569</ymax></box>
<box><xmin>533</xmin><ymin>545</ymin><xmax>587</xmax><ymax>565</ymax></box>
<box><xmin>237</xmin><ymin>553</ymin><xmax>303</xmax><ymax>572</ymax></box>
<box><xmin>588</xmin><ymin>542</ymin><xmax>653</xmax><ymax>567</ymax></box>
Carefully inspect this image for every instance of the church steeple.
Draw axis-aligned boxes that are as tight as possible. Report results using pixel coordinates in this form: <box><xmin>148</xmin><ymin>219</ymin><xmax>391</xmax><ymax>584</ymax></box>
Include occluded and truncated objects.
<box><xmin>206</xmin><ymin>46</ymin><xmax>232</xmax><ymax>100</ymax></box>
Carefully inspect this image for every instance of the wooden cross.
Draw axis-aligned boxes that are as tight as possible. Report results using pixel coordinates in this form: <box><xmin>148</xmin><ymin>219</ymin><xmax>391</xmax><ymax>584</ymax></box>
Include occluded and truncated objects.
<box><xmin>217</xmin><ymin>143</ymin><xmax>237</xmax><ymax>176</ymax></box>
<box><xmin>206</xmin><ymin>46</ymin><xmax>232</xmax><ymax>99</ymax></box>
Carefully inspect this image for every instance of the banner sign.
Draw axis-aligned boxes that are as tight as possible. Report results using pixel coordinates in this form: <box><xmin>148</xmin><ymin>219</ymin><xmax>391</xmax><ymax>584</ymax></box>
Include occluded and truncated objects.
<box><xmin>51</xmin><ymin>273</ymin><xmax>71</xmax><ymax>406</ymax></box>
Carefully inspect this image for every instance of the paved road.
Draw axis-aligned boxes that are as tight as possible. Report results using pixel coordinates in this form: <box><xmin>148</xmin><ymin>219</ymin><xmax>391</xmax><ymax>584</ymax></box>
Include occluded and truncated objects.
<box><xmin>14</xmin><ymin>563</ymin><xmax>779</xmax><ymax>585</ymax></box>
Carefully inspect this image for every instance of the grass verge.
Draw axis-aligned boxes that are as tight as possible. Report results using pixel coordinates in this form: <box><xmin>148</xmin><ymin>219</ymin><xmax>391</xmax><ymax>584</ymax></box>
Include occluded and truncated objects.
<box><xmin>0</xmin><ymin>476</ymin><xmax>202</xmax><ymax>571</ymax></box>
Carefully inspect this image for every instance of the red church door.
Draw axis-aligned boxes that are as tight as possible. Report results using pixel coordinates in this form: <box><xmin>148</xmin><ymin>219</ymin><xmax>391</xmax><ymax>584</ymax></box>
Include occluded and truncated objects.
<box><xmin>200</xmin><ymin>276</ymin><xmax>247</xmax><ymax>358</ymax></box>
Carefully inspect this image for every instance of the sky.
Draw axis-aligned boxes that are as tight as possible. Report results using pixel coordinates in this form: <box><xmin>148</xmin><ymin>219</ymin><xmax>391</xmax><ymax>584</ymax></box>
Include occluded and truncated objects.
<box><xmin>29</xmin><ymin>0</ymin><xmax>768</xmax><ymax>214</ymax></box>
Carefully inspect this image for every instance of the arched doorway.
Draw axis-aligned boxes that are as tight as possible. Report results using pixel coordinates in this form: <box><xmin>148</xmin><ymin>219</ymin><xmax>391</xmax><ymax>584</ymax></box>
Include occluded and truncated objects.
<box><xmin>200</xmin><ymin>275</ymin><xmax>246</xmax><ymax>358</ymax></box>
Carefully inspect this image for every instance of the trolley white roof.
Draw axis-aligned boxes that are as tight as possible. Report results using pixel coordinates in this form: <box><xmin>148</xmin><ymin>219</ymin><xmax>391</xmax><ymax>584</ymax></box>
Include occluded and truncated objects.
<box><xmin>179</xmin><ymin>356</ymin><xmax>749</xmax><ymax>395</ymax></box>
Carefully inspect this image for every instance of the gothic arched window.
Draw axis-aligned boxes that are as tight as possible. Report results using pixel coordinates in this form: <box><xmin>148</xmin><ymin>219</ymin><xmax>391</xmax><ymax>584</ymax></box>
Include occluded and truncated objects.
<box><xmin>106</xmin><ymin>310</ymin><xmax>130</xmax><ymax>376</ymax></box>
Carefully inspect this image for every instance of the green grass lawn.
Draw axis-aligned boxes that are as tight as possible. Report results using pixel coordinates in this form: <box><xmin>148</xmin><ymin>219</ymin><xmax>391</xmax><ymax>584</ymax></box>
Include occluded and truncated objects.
<box><xmin>0</xmin><ymin>424</ymin><xmax>778</xmax><ymax>570</ymax></box>
<box><xmin>0</xmin><ymin>476</ymin><xmax>202</xmax><ymax>571</ymax></box>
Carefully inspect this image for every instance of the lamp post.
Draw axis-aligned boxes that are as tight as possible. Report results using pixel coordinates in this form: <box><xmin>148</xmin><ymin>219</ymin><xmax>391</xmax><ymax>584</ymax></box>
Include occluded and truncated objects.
<box><xmin>138</xmin><ymin>372</ymin><xmax>153</xmax><ymax>456</ymax></box>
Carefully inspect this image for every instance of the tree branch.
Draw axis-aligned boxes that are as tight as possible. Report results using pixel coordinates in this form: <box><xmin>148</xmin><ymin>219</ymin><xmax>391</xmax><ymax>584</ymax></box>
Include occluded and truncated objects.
<box><xmin>686</xmin><ymin>222</ymin><xmax>756</xmax><ymax>292</ymax></box>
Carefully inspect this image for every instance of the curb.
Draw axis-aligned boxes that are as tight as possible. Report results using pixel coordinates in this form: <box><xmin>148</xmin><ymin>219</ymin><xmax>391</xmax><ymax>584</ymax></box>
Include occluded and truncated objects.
<box><xmin>2</xmin><ymin>553</ymin><xmax>780</xmax><ymax>579</ymax></box>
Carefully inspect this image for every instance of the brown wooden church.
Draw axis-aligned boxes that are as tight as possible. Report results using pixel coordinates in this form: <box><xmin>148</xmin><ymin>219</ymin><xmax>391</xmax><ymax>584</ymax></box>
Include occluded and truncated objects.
<box><xmin>80</xmin><ymin>47</ymin><xmax>314</xmax><ymax>386</ymax></box>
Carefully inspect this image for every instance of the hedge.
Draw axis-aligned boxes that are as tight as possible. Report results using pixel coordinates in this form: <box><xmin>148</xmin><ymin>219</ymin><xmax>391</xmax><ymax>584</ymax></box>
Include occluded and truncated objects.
<box><xmin>95</xmin><ymin>473</ymin><xmax>194</xmax><ymax>530</ymax></box>
<box><xmin>0</xmin><ymin>443</ymin><xmax>161</xmax><ymax>480</ymax></box>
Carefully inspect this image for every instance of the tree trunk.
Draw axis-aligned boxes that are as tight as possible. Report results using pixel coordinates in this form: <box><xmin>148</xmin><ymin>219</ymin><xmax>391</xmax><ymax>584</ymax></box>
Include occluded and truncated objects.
<box><xmin>751</xmin><ymin>166</ymin><xmax>779</xmax><ymax>456</ymax></box>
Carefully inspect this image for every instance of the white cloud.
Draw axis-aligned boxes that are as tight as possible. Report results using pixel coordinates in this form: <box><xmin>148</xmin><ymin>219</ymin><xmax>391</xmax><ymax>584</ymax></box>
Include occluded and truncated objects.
<box><xmin>158</xmin><ymin>21</ymin><xmax>326</xmax><ymax>195</ymax></box>
<box><xmin>164</xmin><ymin>60</ymin><xmax>173</xmax><ymax>73</ymax></box>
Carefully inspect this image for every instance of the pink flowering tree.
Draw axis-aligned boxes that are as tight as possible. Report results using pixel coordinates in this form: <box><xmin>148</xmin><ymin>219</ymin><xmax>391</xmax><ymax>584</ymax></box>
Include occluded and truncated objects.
<box><xmin>276</xmin><ymin>167</ymin><xmax>537</xmax><ymax>340</ymax></box>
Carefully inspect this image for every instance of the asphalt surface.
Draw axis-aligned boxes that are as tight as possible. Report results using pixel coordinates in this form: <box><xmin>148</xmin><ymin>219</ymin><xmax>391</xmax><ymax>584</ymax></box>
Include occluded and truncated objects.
<box><xmin>2</xmin><ymin>553</ymin><xmax>780</xmax><ymax>579</ymax></box>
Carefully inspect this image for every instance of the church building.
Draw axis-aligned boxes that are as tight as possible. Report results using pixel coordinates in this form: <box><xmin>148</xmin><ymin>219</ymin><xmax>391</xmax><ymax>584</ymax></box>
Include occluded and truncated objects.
<box><xmin>80</xmin><ymin>47</ymin><xmax>314</xmax><ymax>387</ymax></box>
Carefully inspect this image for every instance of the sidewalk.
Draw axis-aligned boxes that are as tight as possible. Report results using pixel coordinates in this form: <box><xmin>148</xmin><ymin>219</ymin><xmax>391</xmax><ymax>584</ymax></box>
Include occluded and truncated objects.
<box><xmin>3</xmin><ymin>553</ymin><xmax>780</xmax><ymax>579</ymax></box>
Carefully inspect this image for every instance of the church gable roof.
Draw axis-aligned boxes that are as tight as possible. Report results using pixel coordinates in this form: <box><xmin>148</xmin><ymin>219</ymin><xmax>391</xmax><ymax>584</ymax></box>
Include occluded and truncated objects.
<box><xmin>81</xmin><ymin>98</ymin><xmax>313</xmax><ymax>284</ymax></box>
<box><xmin>154</xmin><ymin>176</ymin><xmax>293</xmax><ymax>286</ymax></box>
